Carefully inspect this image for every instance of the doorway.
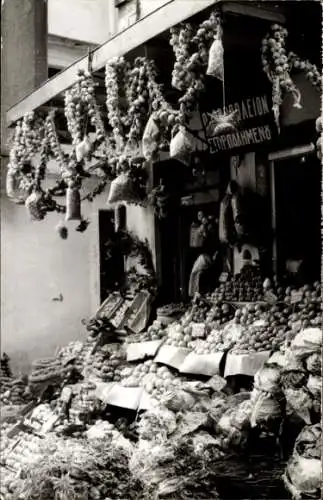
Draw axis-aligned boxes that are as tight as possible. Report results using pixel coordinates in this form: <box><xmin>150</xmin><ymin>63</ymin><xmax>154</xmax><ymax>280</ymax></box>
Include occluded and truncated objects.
<box><xmin>274</xmin><ymin>151</ymin><xmax>321</xmax><ymax>283</ymax></box>
<box><xmin>98</xmin><ymin>209</ymin><xmax>125</xmax><ymax>302</ymax></box>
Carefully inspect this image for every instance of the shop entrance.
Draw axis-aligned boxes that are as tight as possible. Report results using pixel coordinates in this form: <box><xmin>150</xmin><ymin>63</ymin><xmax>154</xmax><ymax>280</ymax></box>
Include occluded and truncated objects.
<box><xmin>273</xmin><ymin>151</ymin><xmax>321</xmax><ymax>283</ymax></box>
<box><xmin>178</xmin><ymin>201</ymin><xmax>220</xmax><ymax>302</ymax></box>
<box><xmin>98</xmin><ymin>209</ymin><xmax>125</xmax><ymax>302</ymax></box>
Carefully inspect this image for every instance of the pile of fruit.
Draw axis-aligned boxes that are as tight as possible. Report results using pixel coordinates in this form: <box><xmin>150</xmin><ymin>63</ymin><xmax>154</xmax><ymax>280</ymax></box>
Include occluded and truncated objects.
<box><xmin>84</xmin><ymin>346</ymin><xmax>125</xmax><ymax>383</ymax></box>
<box><xmin>125</xmin><ymin>319</ymin><xmax>167</xmax><ymax>343</ymax></box>
<box><xmin>1</xmin><ymin>378</ymin><xmax>32</xmax><ymax>406</ymax></box>
<box><xmin>206</xmin><ymin>301</ymin><xmax>235</xmax><ymax>327</ymax></box>
<box><xmin>194</xmin><ymin>323</ymin><xmax>241</xmax><ymax>354</ymax></box>
<box><xmin>1</xmin><ymin>431</ymin><xmax>42</xmax><ymax>473</ymax></box>
<box><xmin>284</xmin><ymin>282</ymin><xmax>321</xmax><ymax>329</ymax></box>
<box><xmin>212</xmin><ymin>267</ymin><xmax>264</xmax><ymax>303</ymax></box>
<box><xmin>56</xmin><ymin>340</ymin><xmax>85</xmax><ymax>363</ymax></box>
<box><xmin>121</xmin><ymin>360</ymin><xmax>182</xmax><ymax>401</ymax></box>
<box><xmin>190</xmin><ymin>298</ymin><xmax>211</xmax><ymax>322</ymax></box>
<box><xmin>164</xmin><ymin>320</ymin><xmax>196</xmax><ymax>348</ymax></box>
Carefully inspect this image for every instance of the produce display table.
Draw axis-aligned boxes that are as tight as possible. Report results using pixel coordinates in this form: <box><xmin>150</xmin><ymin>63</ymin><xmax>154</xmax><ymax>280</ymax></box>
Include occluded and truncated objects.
<box><xmin>224</xmin><ymin>351</ymin><xmax>271</xmax><ymax>378</ymax></box>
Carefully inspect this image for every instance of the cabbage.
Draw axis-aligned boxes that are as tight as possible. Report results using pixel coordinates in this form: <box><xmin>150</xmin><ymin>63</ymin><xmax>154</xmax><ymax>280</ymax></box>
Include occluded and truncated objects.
<box><xmin>284</xmin><ymin>387</ymin><xmax>313</xmax><ymax>424</ymax></box>
<box><xmin>284</xmin><ymin>423</ymin><xmax>322</xmax><ymax>498</ymax></box>
<box><xmin>290</xmin><ymin>328</ymin><xmax>321</xmax><ymax>359</ymax></box>
<box><xmin>250</xmin><ymin>390</ymin><xmax>282</xmax><ymax>428</ymax></box>
<box><xmin>305</xmin><ymin>353</ymin><xmax>322</xmax><ymax>375</ymax></box>
<box><xmin>306</xmin><ymin>375</ymin><xmax>321</xmax><ymax>400</ymax></box>
<box><xmin>284</xmin><ymin>456</ymin><xmax>321</xmax><ymax>499</ymax></box>
<box><xmin>254</xmin><ymin>365</ymin><xmax>281</xmax><ymax>394</ymax></box>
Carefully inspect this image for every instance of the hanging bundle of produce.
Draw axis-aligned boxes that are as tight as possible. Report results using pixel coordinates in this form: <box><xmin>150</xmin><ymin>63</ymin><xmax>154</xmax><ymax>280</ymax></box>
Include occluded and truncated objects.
<box><xmin>25</xmin><ymin>189</ymin><xmax>45</xmax><ymax>221</ymax></box>
<box><xmin>206</xmin><ymin>109</ymin><xmax>237</xmax><ymax>136</ymax></box>
<box><xmin>75</xmin><ymin>134</ymin><xmax>91</xmax><ymax>163</ymax></box>
<box><xmin>64</xmin><ymin>69</ymin><xmax>105</xmax><ymax>151</ymax></box>
<box><xmin>219</xmin><ymin>181</ymin><xmax>244</xmax><ymax>245</ymax></box>
<box><xmin>6</xmin><ymin>112</ymin><xmax>44</xmax><ymax>203</ymax></box>
<box><xmin>107</xmin><ymin>170</ymin><xmax>140</xmax><ymax>206</ymax></box>
<box><xmin>283</xmin><ymin>424</ymin><xmax>321</xmax><ymax>500</ymax></box>
<box><xmin>148</xmin><ymin>180</ymin><xmax>172</xmax><ymax>219</ymax></box>
<box><xmin>206</xmin><ymin>24</ymin><xmax>224</xmax><ymax>80</ymax></box>
<box><xmin>142</xmin><ymin>112</ymin><xmax>160</xmax><ymax>160</ymax></box>
<box><xmin>170</xmin><ymin>11</ymin><xmax>220</xmax><ymax>126</ymax></box>
<box><xmin>261</xmin><ymin>24</ymin><xmax>302</xmax><ymax>131</ymax></box>
<box><xmin>288</xmin><ymin>52</ymin><xmax>322</xmax><ymax>91</ymax></box>
<box><xmin>65</xmin><ymin>180</ymin><xmax>82</xmax><ymax>221</ymax></box>
<box><xmin>170</xmin><ymin>125</ymin><xmax>194</xmax><ymax>166</ymax></box>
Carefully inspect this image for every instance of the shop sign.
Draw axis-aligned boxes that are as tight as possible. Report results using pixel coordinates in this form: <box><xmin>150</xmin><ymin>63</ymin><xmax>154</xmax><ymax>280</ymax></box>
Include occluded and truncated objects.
<box><xmin>201</xmin><ymin>94</ymin><xmax>275</xmax><ymax>154</ymax></box>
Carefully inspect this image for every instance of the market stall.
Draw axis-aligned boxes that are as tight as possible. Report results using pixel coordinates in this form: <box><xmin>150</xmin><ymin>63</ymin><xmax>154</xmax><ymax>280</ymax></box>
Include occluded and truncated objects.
<box><xmin>2</xmin><ymin>1</ymin><xmax>322</xmax><ymax>499</ymax></box>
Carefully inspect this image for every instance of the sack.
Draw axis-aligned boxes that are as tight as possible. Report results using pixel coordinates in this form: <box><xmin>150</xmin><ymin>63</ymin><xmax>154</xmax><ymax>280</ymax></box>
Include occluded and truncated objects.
<box><xmin>25</xmin><ymin>190</ymin><xmax>44</xmax><ymax>221</ymax></box>
<box><xmin>6</xmin><ymin>171</ymin><xmax>25</xmax><ymax>203</ymax></box>
<box><xmin>170</xmin><ymin>127</ymin><xmax>193</xmax><ymax>166</ymax></box>
<box><xmin>142</xmin><ymin>114</ymin><xmax>160</xmax><ymax>160</ymax></box>
<box><xmin>107</xmin><ymin>173</ymin><xmax>139</xmax><ymax>205</ymax></box>
<box><xmin>206</xmin><ymin>33</ymin><xmax>224</xmax><ymax>80</ymax></box>
<box><xmin>75</xmin><ymin>135</ymin><xmax>91</xmax><ymax>162</ymax></box>
<box><xmin>65</xmin><ymin>186</ymin><xmax>81</xmax><ymax>221</ymax></box>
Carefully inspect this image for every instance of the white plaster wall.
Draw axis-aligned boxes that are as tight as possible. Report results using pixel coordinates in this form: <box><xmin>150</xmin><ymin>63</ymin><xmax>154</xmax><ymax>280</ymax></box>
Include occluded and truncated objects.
<box><xmin>0</xmin><ymin>174</ymin><xmax>106</xmax><ymax>375</ymax></box>
<box><xmin>48</xmin><ymin>0</ymin><xmax>115</xmax><ymax>43</ymax></box>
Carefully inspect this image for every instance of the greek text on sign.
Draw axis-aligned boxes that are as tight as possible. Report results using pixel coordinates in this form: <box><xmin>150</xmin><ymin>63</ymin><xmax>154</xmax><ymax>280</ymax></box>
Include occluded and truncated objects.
<box><xmin>202</xmin><ymin>95</ymin><xmax>273</xmax><ymax>153</ymax></box>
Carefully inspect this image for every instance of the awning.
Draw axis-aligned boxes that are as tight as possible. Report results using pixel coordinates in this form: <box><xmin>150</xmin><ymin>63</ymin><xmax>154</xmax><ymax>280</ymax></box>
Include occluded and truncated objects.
<box><xmin>6</xmin><ymin>0</ymin><xmax>220</xmax><ymax>126</ymax></box>
<box><xmin>6</xmin><ymin>0</ymin><xmax>285</xmax><ymax>126</ymax></box>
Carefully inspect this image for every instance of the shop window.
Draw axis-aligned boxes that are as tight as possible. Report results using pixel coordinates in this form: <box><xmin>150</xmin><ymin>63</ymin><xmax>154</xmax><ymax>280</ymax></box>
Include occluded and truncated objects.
<box><xmin>98</xmin><ymin>209</ymin><xmax>125</xmax><ymax>302</ymax></box>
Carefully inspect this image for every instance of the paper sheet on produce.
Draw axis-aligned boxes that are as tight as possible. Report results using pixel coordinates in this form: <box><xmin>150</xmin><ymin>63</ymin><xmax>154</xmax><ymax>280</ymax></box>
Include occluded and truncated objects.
<box><xmin>95</xmin><ymin>382</ymin><xmax>117</xmax><ymax>402</ymax></box>
<box><xmin>138</xmin><ymin>390</ymin><xmax>156</xmax><ymax>411</ymax></box>
<box><xmin>266</xmin><ymin>351</ymin><xmax>286</xmax><ymax>367</ymax></box>
<box><xmin>224</xmin><ymin>351</ymin><xmax>271</xmax><ymax>377</ymax></box>
<box><xmin>179</xmin><ymin>352</ymin><xmax>223</xmax><ymax>376</ymax></box>
<box><xmin>105</xmin><ymin>385</ymin><xmax>144</xmax><ymax>410</ymax></box>
<box><xmin>154</xmin><ymin>345</ymin><xmax>190</xmax><ymax>370</ymax></box>
<box><xmin>126</xmin><ymin>340</ymin><xmax>164</xmax><ymax>361</ymax></box>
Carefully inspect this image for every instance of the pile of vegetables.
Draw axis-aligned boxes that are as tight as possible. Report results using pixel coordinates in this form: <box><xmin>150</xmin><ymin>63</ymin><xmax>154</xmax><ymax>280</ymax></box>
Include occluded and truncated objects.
<box><xmin>28</xmin><ymin>357</ymin><xmax>67</xmax><ymax>389</ymax></box>
<box><xmin>283</xmin><ymin>423</ymin><xmax>321</xmax><ymax>500</ymax></box>
<box><xmin>2</xmin><ymin>434</ymin><xmax>142</xmax><ymax>500</ymax></box>
<box><xmin>281</xmin><ymin>328</ymin><xmax>321</xmax><ymax>424</ymax></box>
<box><xmin>84</xmin><ymin>345</ymin><xmax>125</xmax><ymax>383</ymax></box>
